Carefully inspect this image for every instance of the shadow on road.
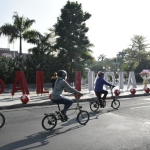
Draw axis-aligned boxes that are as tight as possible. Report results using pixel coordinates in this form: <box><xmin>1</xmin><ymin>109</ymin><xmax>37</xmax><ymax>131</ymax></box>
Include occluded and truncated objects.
<box><xmin>88</xmin><ymin>108</ymin><xmax>119</xmax><ymax>119</ymax></box>
<box><xmin>0</xmin><ymin>131</ymin><xmax>50</xmax><ymax>150</ymax></box>
<box><xmin>0</xmin><ymin>123</ymin><xmax>84</xmax><ymax>150</ymax></box>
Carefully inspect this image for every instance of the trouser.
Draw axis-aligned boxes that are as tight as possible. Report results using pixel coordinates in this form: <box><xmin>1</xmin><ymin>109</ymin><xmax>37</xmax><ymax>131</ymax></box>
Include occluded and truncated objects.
<box><xmin>95</xmin><ymin>90</ymin><xmax>108</xmax><ymax>100</ymax></box>
<box><xmin>52</xmin><ymin>97</ymin><xmax>73</xmax><ymax>114</ymax></box>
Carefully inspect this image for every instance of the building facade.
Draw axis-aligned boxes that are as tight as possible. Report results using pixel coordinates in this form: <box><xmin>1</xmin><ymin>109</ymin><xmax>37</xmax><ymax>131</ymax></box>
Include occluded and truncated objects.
<box><xmin>0</xmin><ymin>48</ymin><xmax>27</xmax><ymax>58</ymax></box>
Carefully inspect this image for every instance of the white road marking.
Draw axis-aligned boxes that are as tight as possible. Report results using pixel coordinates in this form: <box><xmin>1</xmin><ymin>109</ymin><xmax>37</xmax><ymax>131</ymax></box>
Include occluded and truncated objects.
<box><xmin>130</xmin><ymin>105</ymin><xmax>150</xmax><ymax>109</ymax></box>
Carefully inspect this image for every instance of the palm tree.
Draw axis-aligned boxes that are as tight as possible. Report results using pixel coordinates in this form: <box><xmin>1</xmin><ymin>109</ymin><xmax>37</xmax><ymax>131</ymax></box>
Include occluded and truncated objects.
<box><xmin>0</xmin><ymin>12</ymin><xmax>37</xmax><ymax>55</ymax></box>
<box><xmin>117</xmin><ymin>50</ymin><xmax>127</xmax><ymax>59</ymax></box>
<box><xmin>27</xmin><ymin>32</ymin><xmax>53</xmax><ymax>55</ymax></box>
<box><xmin>97</xmin><ymin>54</ymin><xmax>106</xmax><ymax>62</ymax></box>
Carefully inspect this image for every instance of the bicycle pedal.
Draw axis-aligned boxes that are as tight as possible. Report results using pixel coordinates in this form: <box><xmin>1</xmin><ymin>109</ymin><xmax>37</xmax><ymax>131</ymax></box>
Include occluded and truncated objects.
<box><xmin>61</xmin><ymin>119</ymin><xmax>67</xmax><ymax>122</ymax></box>
<box><xmin>60</xmin><ymin>116</ymin><xmax>68</xmax><ymax>122</ymax></box>
<box><xmin>55</xmin><ymin>111</ymin><xmax>59</xmax><ymax>114</ymax></box>
<box><xmin>79</xmin><ymin>106</ymin><xmax>82</xmax><ymax>109</ymax></box>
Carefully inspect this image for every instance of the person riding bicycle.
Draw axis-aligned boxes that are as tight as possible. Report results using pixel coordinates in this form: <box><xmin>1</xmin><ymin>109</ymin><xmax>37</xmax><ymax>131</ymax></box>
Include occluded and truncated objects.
<box><xmin>51</xmin><ymin>70</ymin><xmax>83</xmax><ymax>119</ymax></box>
<box><xmin>94</xmin><ymin>71</ymin><xmax>115</xmax><ymax>108</ymax></box>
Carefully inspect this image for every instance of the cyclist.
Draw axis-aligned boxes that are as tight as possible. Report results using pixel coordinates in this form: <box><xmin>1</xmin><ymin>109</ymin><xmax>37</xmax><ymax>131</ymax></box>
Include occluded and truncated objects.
<box><xmin>94</xmin><ymin>71</ymin><xmax>115</xmax><ymax>107</ymax></box>
<box><xmin>51</xmin><ymin>70</ymin><xmax>83</xmax><ymax>119</ymax></box>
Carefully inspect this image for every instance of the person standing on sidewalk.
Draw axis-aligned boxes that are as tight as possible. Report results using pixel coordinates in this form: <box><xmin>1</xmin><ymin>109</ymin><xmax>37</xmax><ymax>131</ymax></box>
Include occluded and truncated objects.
<box><xmin>51</xmin><ymin>70</ymin><xmax>83</xmax><ymax>119</ymax></box>
<box><xmin>94</xmin><ymin>71</ymin><xmax>115</xmax><ymax>107</ymax></box>
<box><xmin>51</xmin><ymin>72</ymin><xmax>57</xmax><ymax>90</ymax></box>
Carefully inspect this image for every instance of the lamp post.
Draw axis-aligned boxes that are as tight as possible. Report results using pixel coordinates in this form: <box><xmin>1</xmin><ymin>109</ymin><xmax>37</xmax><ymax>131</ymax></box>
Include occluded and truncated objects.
<box><xmin>114</xmin><ymin>58</ymin><xmax>118</xmax><ymax>82</ymax></box>
<box><xmin>114</xmin><ymin>58</ymin><xmax>118</xmax><ymax>72</ymax></box>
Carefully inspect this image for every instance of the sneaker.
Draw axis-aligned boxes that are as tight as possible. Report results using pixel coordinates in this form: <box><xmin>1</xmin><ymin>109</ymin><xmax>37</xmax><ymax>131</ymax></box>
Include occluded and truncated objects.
<box><xmin>61</xmin><ymin>111</ymin><xmax>69</xmax><ymax>120</ymax></box>
<box><xmin>100</xmin><ymin>104</ymin><xmax>104</xmax><ymax>108</ymax></box>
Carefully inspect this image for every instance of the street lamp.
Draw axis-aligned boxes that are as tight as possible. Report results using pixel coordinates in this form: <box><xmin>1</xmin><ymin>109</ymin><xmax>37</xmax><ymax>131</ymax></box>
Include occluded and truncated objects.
<box><xmin>114</xmin><ymin>58</ymin><xmax>118</xmax><ymax>72</ymax></box>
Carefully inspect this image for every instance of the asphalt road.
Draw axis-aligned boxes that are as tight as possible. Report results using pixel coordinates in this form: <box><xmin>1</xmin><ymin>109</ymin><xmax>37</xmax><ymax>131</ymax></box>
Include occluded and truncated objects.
<box><xmin>1</xmin><ymin>96</ymin><xmax>150</xmax><ymax>150</ymax></box>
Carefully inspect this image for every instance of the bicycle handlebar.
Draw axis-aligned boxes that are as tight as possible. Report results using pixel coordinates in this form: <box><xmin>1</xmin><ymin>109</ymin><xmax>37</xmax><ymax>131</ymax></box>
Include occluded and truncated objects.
<box><xmin>73</xmin><ymin>93</ymin><xmax>83</xmax><ymax>96</ymax></box>
<box><xmin>110</xmin><ymin>85</ymin><xmax>115</xmax><ymax>89</ymax></box>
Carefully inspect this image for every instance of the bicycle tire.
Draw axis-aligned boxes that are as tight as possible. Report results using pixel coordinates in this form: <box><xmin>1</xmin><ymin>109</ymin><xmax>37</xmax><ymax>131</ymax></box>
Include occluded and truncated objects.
<box><xmin>77</xmin><ymin>110</ymin><xmax>89</xmax><ymax>125</ymax></box>
<box><xmin>42</xmin><ymin>114</ymin><xmax>57</xmax><ymax>130</ymax></box>
<box><xmin>111</xmin><ymin>100</ymin><xmax>120</xmax><ymax>109</ymax></box>
<box><xmin>0</xmin><ymin>113</ymin><xmax>5</xmax><ymax>128</ymax></box>
<box><xmin>90</xmin><ymin>101</ymin><xmax>100</xmax><ymax>112</ymax></box>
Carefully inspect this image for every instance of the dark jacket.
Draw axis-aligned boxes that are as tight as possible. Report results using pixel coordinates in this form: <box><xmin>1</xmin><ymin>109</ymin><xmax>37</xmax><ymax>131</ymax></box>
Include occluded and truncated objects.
<box><xmin>51</xmin><ymin>75</ymin><xmax>57</xmax><ymax>88</ymax></box>
<box><xmin>94</xmin><ymin>77</ymin><xmax>112</xmax><ymax>92</ymax></box>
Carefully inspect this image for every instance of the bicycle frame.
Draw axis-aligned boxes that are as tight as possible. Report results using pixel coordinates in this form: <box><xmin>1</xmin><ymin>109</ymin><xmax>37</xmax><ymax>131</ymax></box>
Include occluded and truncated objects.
<box><xmin>42</xmin><ymin>94</ymin><xmax>90</xmax><ymax>130</ymax></box>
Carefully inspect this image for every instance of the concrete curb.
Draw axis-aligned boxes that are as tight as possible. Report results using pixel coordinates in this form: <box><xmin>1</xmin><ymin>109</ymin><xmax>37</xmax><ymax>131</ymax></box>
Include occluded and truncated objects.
<box><xmin>1</xmin><ymin>93</ymin><xmax>150</xmax><ymax>110</ymax></box>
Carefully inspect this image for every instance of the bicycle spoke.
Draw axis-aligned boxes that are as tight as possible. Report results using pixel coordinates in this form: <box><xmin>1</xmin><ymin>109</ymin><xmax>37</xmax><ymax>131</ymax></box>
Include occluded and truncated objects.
<box><xmin>77</xmin><ymin>110</ymin><xmax>89</xmax><ymax>125</ymax></box>
<box><xmin>42</xmin><ymin>114</ymin><xmax>57</xmax><ymax>130</ymax></box>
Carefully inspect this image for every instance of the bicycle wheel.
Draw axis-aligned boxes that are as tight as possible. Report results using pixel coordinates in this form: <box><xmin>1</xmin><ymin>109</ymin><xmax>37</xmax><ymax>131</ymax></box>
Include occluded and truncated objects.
<box><xmin>90</xmin><ymin>101</ymin><xmax>100</xmax><ymax>112</ymax></box>
<box><xmin>42</xmin><ymin>114</ymin><xmax>57</xmax><ymax>130</ymax></box>
<box><xmin>111</xmin><ymin>100</ymin><xmax>120</xmax><ymax>109</ymax></box>
<box><xmin>0</xmin><ymin>113</ymin><xmax>5</xmax><ymax>128</ymax></box>
<box><xmin>77</xmin><ymin>110</ymin><xmax>89</xmax><ymax>125</ymax></box>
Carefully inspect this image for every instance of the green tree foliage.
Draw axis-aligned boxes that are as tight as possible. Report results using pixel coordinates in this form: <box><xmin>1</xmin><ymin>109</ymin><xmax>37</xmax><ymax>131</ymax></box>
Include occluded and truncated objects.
<box><xmin>0</xmin><ymin>12</ymin><xmax>38</xmax><ymax>55</ymax></box>
<box><xmin>27</xmin><ymin>32</ymin><xmax>53</xmax><ymax>55</ymax></box>
<box><xmin>130</xmin><ymin>35</ymin><xmax>149</xmax><ymax>51</ymax></box>
<box><xmin>54</xmin><ymin>1</ymin><xmax>94</xmax><ymax>81</ymax></box>
<box><xmin>23</xmin><ymin>54</ymin><xmax>62</xmax><ymax>83</ymax></box>
<box><xmin>0</xmin><ymin>57</ymin><xmax>15</xmax><ymax>83</ymax></box>
<box><xmin>124</xmin><ymin>35</ymin><xmax>150</xmax><ymax>64</ymax></box>
<box><xmin>122</xmin><ymin>35</ymin><xmax>150</xmax><ymax>81</ymax></box>
<box><xmin>97</xmin><ymin>54</ymin><xmax>106</xmax><ymax>62</ymax></box>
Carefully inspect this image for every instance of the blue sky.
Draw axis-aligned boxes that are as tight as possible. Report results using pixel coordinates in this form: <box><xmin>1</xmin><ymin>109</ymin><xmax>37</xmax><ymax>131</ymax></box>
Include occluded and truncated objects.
<box><xmin>1</xmin><ymin>0</ymin><xmax>150</xmax><ymax>59</ymax></box>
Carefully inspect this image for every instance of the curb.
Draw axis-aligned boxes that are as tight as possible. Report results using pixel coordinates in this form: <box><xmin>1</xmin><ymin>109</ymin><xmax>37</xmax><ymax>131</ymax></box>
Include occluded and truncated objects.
<box><xmin>1</xmin><ymin>93</ymin><xmax>150</xmax><ymax>110</ymax></box>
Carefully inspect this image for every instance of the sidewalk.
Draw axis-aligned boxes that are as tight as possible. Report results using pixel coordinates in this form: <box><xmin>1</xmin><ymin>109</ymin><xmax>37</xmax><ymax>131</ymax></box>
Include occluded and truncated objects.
<box><xmin>0</xmin><ymin>84</ymin><xmax>150</xmax><ymax>110</ymax></box>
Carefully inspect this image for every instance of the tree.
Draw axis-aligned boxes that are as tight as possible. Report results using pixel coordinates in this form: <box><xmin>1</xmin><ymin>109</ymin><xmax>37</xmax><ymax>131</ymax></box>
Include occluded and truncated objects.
<box><xmin>117</xmin><ymin>50</ymin><xmax>127</xmax><ymax>59</ymax></box>
<box><xmin>0</xmin><ymin>57</ymin><xmax>15</xmax><ymax>83</ymax></box>
<box><xmin>122</xmin><ymin>35</ymin><xmax>150</xmax><ymax>81</ymax></box>
<box><xmin>124</xmin><ymin>35</ymin><xmax>150</xmax><ymax>64</ymax></box>
<box><xmin>0</xmin><ymin>12</ymin><xmax>37</xmax><ymax>55</ymax></box>
<box><xmin>97</xmin><ymin>54</ymin><xmax>106</xmax><ymax>62</ymax></box>
<box><xmin>54</xmin><ymin>1</ymin><xmax>94</xmax><ymax>81</ymax></box>
<box><xmin>130</xmin><ymin>35</ymin><xmax>149</xmax><ymax>51</ymax></box>
<box><xmin>27</xmin><ymin>32</ymin><xmax>54</xmax><ymax>55</ymax></box>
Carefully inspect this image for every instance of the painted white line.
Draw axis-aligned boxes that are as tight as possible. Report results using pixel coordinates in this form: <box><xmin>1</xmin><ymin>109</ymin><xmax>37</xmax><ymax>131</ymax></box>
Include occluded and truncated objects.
<box><xmin>130</xmin><ymin>105</ymin><xmax>150</xmax><ymax>109</ymax></box>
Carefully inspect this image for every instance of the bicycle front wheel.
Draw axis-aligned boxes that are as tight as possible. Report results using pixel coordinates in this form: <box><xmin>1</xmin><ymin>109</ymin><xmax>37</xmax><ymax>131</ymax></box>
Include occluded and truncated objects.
<box><xmin>111</xmin><ymin>100</ymin><xmax>120</xmax><ymax>109</ymax></box>
<box><xmin>90</xmin><ymin>101</ymin><xmax>100</xmax><ymax>112</ymax></box>
<box><xmin>42</xmin><ymin>114</ymin><xmax>57</xmax><ymax>130</ymax></box>
<box><xmin>77</xmin><ymin>110</ymin><xmax>89</xmax><ymax>125</ymax></box>
<box><xmin>0</xmin><ymin>113</ymin><xmax>5</xmax><ymax>128</ymax></box>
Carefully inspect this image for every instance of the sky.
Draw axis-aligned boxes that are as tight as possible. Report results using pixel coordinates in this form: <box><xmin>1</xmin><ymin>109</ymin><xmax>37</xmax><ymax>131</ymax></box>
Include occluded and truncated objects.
<box><xmin>1</xmin><ymin>0</ymin><xmax>150</xmax><ymax>59</ymax></box>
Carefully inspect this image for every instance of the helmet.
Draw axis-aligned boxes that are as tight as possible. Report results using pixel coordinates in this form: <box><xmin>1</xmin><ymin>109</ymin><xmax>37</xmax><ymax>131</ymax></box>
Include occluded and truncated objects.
<box><xmin>98</xmin><ymin>71</ymin><xmax>104</xmax><ymax>77</ymax></box>
<box><xmin>57</xmin><ymin>70</ymin><xmax>67</xmax><ymax>79</ymax></box>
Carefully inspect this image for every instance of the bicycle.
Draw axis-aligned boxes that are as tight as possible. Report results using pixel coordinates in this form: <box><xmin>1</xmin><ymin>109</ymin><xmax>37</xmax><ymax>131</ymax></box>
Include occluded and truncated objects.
<box><xmin>0</xmin><ymin>113</ymin><xmax>5</xmax><ymax>128</ymax></box>
<box><xmin>90</xmin><ymin>87</ymin><xmax>120</xmax><ymax>112</ymax></box>
<box><xmin>42</xmin><ymin>94</ymin><xmax>90</xmax><ymax>131</ymax></box>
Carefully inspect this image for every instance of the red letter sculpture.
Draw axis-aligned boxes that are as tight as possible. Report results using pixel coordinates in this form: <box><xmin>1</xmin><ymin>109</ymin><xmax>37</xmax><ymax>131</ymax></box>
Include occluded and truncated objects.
<box><xmin>12</xmin><ymin>71</ymin><xmax>29</xmax><ymax>96</ymax></box>
<box><xmin>36</xmin><ymin>71</ymin><xmax>49</xmax><ymax>94</ymax></box>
